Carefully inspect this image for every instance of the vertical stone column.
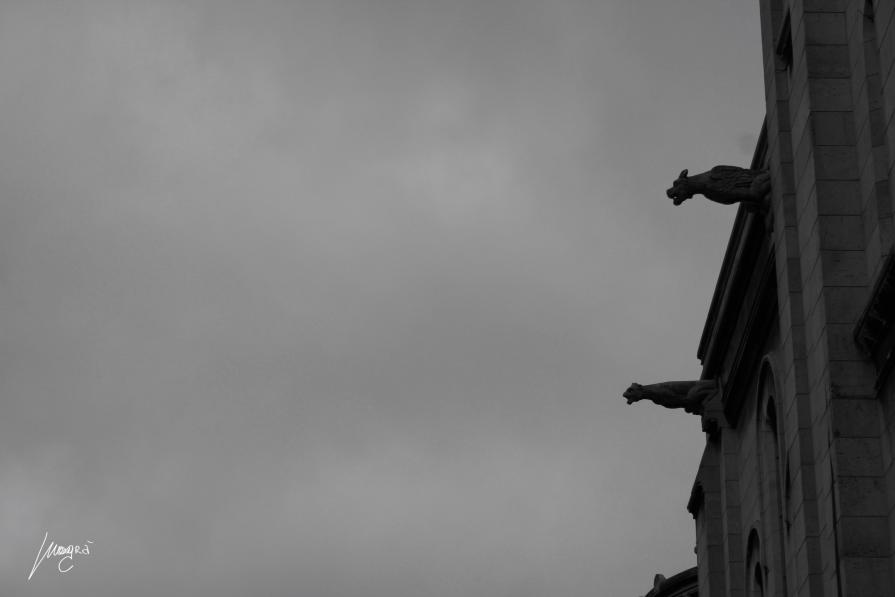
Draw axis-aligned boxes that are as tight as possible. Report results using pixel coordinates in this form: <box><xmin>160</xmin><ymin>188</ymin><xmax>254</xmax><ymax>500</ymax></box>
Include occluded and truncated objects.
<box><xmin>847</xmin><ymin>0</ymin><xmax>893</xmax><ymax>278</ymax></box>
<box><xmin>787</xmin><ymin>1</ymin><xmax>892</xmax><ymax>596</ymax></box>
<box><xmin>691</xmin><ymin>440</ymin><xmax>729</xmax><ymax>597</ymax></box>
<box><xmin>871</xmin><ymin>0</ymin><xmax>895</xmax><ymax>253</ymax></box>
<box><xmin>721</xmin><ymin>428</ymin><xmax>745</xmax><ymax>597</ymax></box>
<box><xmin>760</xmin><ymin>1</ymin><xmax>828</xmax><ymax>595</ymax></box>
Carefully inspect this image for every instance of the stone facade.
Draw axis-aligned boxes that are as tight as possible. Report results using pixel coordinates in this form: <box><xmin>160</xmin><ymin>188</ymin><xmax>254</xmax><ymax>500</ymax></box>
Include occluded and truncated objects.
<box><xmin>669</xmin><ymin>1</ymin><xmax>895</xmax><ymax>596</ymax></box>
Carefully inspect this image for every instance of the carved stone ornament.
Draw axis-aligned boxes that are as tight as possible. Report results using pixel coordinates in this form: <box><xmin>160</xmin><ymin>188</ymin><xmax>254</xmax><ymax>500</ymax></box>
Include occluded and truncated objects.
<box><xmin>666</xmin><ymin>166</ymin><xmax>770</xmax><ymax>208</ymax></box>
<box><xmin>623</xmin><ymin>380</ymin><xmax>718</xmax><ymax>415</ymax></box>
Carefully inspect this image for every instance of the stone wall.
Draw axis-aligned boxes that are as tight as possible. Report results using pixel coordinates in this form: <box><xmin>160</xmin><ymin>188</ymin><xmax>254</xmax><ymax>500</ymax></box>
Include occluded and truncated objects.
<box><xmin>686</xmin><ymin>2</ymin><xmax>895</xmax><ymax>596</ymax></box>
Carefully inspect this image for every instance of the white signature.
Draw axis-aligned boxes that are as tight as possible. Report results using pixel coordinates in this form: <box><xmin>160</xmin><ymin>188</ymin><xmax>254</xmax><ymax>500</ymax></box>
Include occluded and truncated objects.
<box><xmin>28</xmin><ymin>532</ymin><xmax>93</xmax><ymax>580</ymax></box>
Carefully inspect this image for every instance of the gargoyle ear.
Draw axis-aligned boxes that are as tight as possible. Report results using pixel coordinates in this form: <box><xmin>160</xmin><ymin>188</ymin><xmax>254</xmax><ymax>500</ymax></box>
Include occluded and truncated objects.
<box><xmin>679</xmin><ymin>169</ymin><xmax>688</xmax><ymax>178</ymax></box>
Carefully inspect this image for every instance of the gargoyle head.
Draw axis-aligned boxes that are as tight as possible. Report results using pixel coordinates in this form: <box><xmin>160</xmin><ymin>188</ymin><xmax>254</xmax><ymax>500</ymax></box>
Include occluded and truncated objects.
<box><xmin>666</xmin><ymin>169</ymin><xmax>692</xmax><ymax>205</ymax></box>
<box><xmin>623</xmin><ymin>382</ymin><xmax>645</xmax><ymax>404</ymax></box>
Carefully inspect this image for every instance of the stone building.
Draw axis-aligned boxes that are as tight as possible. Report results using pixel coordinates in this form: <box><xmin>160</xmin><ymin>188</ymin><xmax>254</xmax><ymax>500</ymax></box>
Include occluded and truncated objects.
<box><xmin>632</xmin><ymin>1</ymin><xmax>895</xmax><ymax>596</ymax></box>
<box><xmin>638</xmin><ymin>568</ymin><xmax>699</xmax><ymax>597</ymax></box>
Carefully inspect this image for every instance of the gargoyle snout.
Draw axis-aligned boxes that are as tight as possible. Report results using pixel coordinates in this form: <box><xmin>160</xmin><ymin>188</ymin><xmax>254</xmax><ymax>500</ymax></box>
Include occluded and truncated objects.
<box><xmin>623</xmin><ymin>383</ymin><xmax>642</xmax><ymax>404</ymax></box>
<box><xmin>666</xmin><ymin>187</ymin><xmax>686</xmax><ymax>205</ymax></box>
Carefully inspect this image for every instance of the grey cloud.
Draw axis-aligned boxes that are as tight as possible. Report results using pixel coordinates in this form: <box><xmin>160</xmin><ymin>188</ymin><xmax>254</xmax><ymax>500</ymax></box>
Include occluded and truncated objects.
<box><xmin>2</xmin><ymin>1</ymin><xmax>762</xmax><ymax>595</ymax></box>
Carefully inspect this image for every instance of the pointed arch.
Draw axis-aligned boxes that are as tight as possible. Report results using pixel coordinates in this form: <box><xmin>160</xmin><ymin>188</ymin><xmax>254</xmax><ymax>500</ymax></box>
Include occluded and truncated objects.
<box><xmin>755</xmin><ymin>356</ymin><xmax>788</xmax><ymax>596</ymax></box>
<box><xmin>746</xmin><ymin>529</ymin><xmax>765</xmax><ymax>597</ymax></box>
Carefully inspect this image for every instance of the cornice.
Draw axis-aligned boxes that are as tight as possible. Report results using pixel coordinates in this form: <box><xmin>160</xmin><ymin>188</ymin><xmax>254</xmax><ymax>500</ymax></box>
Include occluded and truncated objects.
<box><xmin>698</xmin><ymin>122</ymin><xmax>768</xmax><ymax>368</ymax></box>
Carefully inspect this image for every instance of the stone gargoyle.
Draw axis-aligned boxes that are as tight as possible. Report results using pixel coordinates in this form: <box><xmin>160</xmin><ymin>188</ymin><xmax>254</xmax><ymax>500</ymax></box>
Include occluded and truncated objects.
<box><xmin>623</xmin><ymin>380</ymin><xmax>718</xmax><ymax>415</ymax></box>
<box><xmin>666</xmin><ymin>166</ymin><xmax>770</xmax><ymax>208</ymax></box>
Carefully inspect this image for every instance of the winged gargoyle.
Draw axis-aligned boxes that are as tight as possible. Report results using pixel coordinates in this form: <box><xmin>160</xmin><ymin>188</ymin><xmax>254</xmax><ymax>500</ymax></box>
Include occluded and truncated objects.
<box><xmin>623</xmin><ymin>380</ymin><xmax>718</xmax><ymax>415</ymax></box>
<box><xmin>666</xmin><ymin>166</ymin><xmax>770</xmax><ymax>208</ymax></box>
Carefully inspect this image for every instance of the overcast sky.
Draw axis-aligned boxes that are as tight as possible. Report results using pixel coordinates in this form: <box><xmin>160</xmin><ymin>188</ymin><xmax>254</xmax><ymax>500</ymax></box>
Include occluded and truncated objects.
<box><xmin>0</xmin><ymin>1</ymin><xmax>763</xmax><ymax>595</ymax></box>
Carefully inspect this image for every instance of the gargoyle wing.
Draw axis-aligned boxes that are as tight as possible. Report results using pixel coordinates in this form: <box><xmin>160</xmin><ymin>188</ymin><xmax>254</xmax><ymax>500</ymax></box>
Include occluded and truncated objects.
<box><xmin>709</xmin><ymin>165</ymin><xmax>756</xmax><ymax>190</ymax></box>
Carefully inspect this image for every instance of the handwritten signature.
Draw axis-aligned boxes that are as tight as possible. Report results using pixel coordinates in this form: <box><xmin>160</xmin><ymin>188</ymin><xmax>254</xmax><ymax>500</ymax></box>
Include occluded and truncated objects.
<box><xmin>28</xmin><ymin>532</ymin><xmax>93</xmax><ymax>580</ymax></box>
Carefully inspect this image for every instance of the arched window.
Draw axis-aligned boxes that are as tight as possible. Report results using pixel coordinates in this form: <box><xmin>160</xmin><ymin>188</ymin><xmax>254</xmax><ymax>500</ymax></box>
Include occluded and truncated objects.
<box><xmin>746</xmin><ymin>529</ymin><xmax>765</xmax><ymax>597</ymax></box>
<box><xmin>756</xmin><ymin>360</ymin><xmax>788</xmax><ymax>596</ymax></box>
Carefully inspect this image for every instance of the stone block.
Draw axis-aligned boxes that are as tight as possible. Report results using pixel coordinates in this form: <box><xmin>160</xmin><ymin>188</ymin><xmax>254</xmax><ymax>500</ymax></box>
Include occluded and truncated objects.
<box><xmin>820</xmin><ymin>522</ymin><xmax>838</xmax><ymax>566</ymax></box>
<box><xmin>794</xmin><ymin>540</ymin><xmax>813</xmax><ymax>586</ymax></box>
<box><xmin>879</xmin><ymin>18</ymin><xmax>895</xmax><ymax>76</ymax></box>
<box><xmin>794</xmin><ymin>325</ymin><xmax>809</xmax><ymax>361</ymax></box>
<box><xmin>817</xmin><ymin>215</ymin><xmax>866</xmax><ymax>250</ymax></box>
<box><xmin>797</xmin><ymin>182</ymin><xmax>817</xmax><ymax>227</ymax></box>
<box><xmin>804</xmin><ymin>12</ymin><xmax>848</xmax><ymax>44</ymax></box>
<box><xmin>855</xmin><ymin>70</ymin><xmax>870</xmax><ymax>105</ymax></box>
<box><xmin>839</xmin><ymin>516</ymin><xmax>890</xmax><ymax>557</ymax></box>
<box><xmin>801</xmin><ymin>261</ymin><xmax>823</xmax><ymax>315</ymax></box>
<box><xmin>775</xmin><ymin>161</ymin><xmax>797</xmax><ymax>196</ymax></box>
<box><xmin>882</xmin><ymin>61</ymin><xmax>895</xmax><ymax>123</ymax></box>
<box><xmin>794</xmin><ymin>14</ymin><xmax>808</xmax><ymax>58</ymax></box>
<box><xmin>857</xmin><ymin>129</ymin><xmax>873</xmax><ymax>177</ymax></box>
<box><xmin>794</xmin><ymin>467</ymin><xmax>810</xmax><ymax>510</ymax></box>
<box><xmin>788</xmin><ymin>256</ymin><xmax>805</xmax><ymax>292</ymax></box>
<box><xmin>815</xmin><ymin>180</ymin><xmax>862</xmax><ymax>213</ymax></box>
<box><xmin>888</xmin><ymin>153</ymin><xmax>895</xmax><ymax>185</ymax></box>
<box><xmin>814</xmin><ymin>146</ymin><xmax>860</xmax><ymax>179</ymax></box>
<box><xmin>794</xmin><ymin>391</ymin><xmax>813</xmax><ymax>432</ymax></box>
<box><xmin>783</xmin><ymin>289</ymin><xmax>805</xmax><ymax>331</ymax></box>
<box><xmin>826</xmin><ymin>323</ymin><xmax>865</xmax><ymax>360</ymax></box>
<box><xmin>831</xmin><ymin>398</ymin><xmax>880</xmax><ymax>437</ymax></box>
<box><xmin>708</xmin><ymin>570</ymin><xmax>726</xmax><ymax>596</ymax></box>
<box><xmin>822</xmin><ymin>285</ymin><xmax>867</xmax><ymax>322</ymax></box>
<box><xmin>808</xmin><ymin>77</ymin><xmax>853</xmax><ymax>109</ymax></box>
<box><xmin>801</xmin><ymin>216</ymin><xmax>822</xmax><ymax>268</ymax></box>
<box><xmin>795</xmin><ymin>122</ymin><xmax>815</xmax><ymax>179</ymax></box>
<box><xmin>802</xmin><ymin>0</ymin><xmax>847</xmax><ymax>11</ymax></box>
<box><xmin>865</xmin><ymin>224</ymin><xmax>882</xmax><ymax>271</ymax></box>
<box><xmin>796</xmin><ymin>573</ymin><xmax>823</xmax><ymax>597</ymax></box>
<box><xmin>804</xmin><ymin>422</ymin><xmax>826</xmax><ymax>464</ymax></box>
<box><xmin>841</xmin><ymin>557</ymin><xmax>894</xmax><ymax>597</ymax></box>
<box><xmin>854</xmin><ymin>85</ymin><xmax>870</xmax><ymax>134</ymax></box>
<box><xmin>874</xmin><ymin>144</ymin><xmax>889</xmax><ymax>180</ymax></box>
<box><xmin>877</xmin><ymin>2</ymin><xmax>895</xmax><ymax>41</ymax></box>
<box><xmin>806</xmin><ymin>338</ymin><xmax>828</xmax><ymax>387</ymax></box>
<box><xmin>823</xmin><ymin>573</ymin><xmax>840</xmax><ymax>597</ymax></box>
<box><xmin>815</xmin><ymin>431</ymin><xmax>833</xmax><ymax>473</ymax></box>
<box><xmin>886</xmin><ymin>463</ymin><xmax>895</xmax><ymax>510</ymax></box>
<box><xmin>875</xmin><ymin>180</ymin><xmax>891</xmax><ymax>213</ymax></box>
<box><xmin>800</xmin><ymin>215</ymin><xmax>820</xmax><ymax>261</ymax></box>
<box><xmin>793</xmin><ymin>92</ymin><xmax>813</xmax><ymax>151</ymax></box>
<box><xmin>780</xmin><ymin>131</ymin><xmax>796</xmax><ymax>166</ymax></box>
<box><xmin>835</xmin><ymin>437</ymin><xmax>883</xmax><ymax>474</ymax></box>
<box><xmin>863</xmin><ymin>46</ymin><xmax>878</xmax><ymax>79</ymax></box>
<box><xmin>861</xmin><ymin>156</ymin><xmax>877</xmax><ymax>204</ymax></box>
<box><xmin>863</xmin><ymin>196</ymin><xmax>881</xmax><ymax>236</ymax></box>
<box><xmin>795</xmin><ymin>359</ymin><xmax>812</xmax><ymax>395</ymax></box>
<box><xmin>804</xmin><ymin>495</ymin><xmax>822</xmax><ymax>535</ymax></box>
<box><xmin>837</xmin><ymin>476</ymin><xmax>887</xmax><ymax>516</ymax></box>
<box><xmin>806</xmin><ymin>45</ymin><xmax>852</xmax><ymax>78</ymax></box>
<box><xmin>870</xmin><ymin>107</ymin><xmax>887</xmax><ymax>146</ymax></box>
<box><xmin>726</xmin><ymin>533</ymin><xmax>743</xmax><ymax>562</ymax></box>
<box><xmin>777</xmin><ymin>99</ymin><xmax>792</xmax><ymax>131</ymax></box>
<box><xmin>828</xmin><ymin>359</ymin><xmax>878</xmax><ymax>396</ymax></box>
<box><xmin>846</xmin><ymin>10</ymin><xmax>863</xmax><ymax>52</ymax></box>
<box><xmin>791</xmin><ymin>65</ymin><xmax>809</xmax><ymax>105</ymax></box>
<box><xmin>784</xmin><ymin>224</ymin><xmax>800</xmax><ymax>256</ymax></box>
<box><xmin>819</xmin><ymin>250</ymin><xmax>868</xmax><ymax>285</ymax></box>
<box><xmin>811</xmin><ymin>111</ymin><xmax>857</xmax><ymax>145</ymax></box>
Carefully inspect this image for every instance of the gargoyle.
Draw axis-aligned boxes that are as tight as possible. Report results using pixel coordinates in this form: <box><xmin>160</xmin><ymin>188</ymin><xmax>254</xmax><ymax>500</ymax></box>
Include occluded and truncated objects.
<box><xmin>666</xmin><ymin>166</ymin><xmax>770</xmax><ymax>208</ymax></box>
<box><xmin>623</xmin><ymin>380</ymin><xmax>718</xmax><ymax>415</ymax></box>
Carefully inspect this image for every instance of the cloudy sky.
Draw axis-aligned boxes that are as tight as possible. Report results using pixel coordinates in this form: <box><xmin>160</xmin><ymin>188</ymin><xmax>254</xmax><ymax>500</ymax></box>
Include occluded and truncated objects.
<box><xmin>0</xmin><ymin>1</ymin><xmax>763</xmax><ymax>595</ymax></box>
